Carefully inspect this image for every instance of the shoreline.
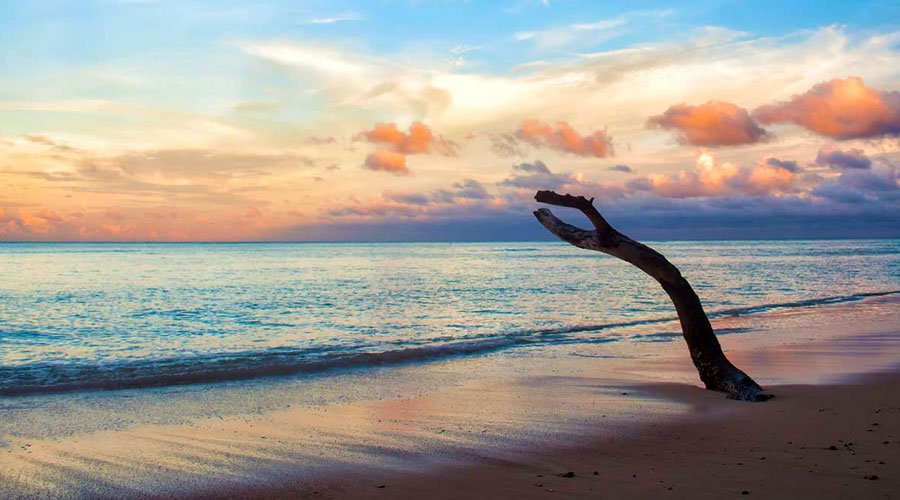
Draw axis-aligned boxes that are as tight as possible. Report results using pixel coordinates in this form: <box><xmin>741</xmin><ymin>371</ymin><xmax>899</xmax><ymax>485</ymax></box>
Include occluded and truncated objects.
<box><xmin>1</xmin><ymin>295</ymin><xmax>899</xmax><ymax>498</ymax></box>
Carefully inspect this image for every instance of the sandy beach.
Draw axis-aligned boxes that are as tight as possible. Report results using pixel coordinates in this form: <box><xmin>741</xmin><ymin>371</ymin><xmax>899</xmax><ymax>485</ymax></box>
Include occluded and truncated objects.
<box><xmin>2</xmin><ymin>295</ymin><xmax>899</xmax><ymax>499</ymax></box>
<box><xmin>5</xmin><ymin>1</ymin><xmax>900</xmax><ymax>497</ymax></box>
<box><xmin>230</xmin><ymin>373</ymin><xmax>900</xmax><ymax>500</ymax></box>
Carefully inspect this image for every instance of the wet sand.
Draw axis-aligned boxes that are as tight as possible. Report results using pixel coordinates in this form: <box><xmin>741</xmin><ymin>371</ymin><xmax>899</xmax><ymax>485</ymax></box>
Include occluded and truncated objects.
<box><xmin>1</xmin><ymin>295</ymin><xmax>899</xmax><ymax>499</ymax></box>
<box><xmin>228</xmin><ymin>373</ymin><xmax>900</xmax><ymax>500</ymax></box>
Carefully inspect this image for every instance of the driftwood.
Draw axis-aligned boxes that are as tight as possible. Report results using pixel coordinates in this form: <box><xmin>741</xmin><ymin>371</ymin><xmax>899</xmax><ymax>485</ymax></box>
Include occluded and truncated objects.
<box><xmin>533</xmin><ymin>190</ymin><xmax>770</xmax><ymax>401</ymax></box>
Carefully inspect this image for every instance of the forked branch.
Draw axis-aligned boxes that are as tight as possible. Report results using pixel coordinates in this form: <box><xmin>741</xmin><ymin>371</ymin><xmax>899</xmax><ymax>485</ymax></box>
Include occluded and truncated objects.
<box><xmin>533</xmin><ymin>190</ymin><xmax>770</xmax><ymax>401</ymax></box>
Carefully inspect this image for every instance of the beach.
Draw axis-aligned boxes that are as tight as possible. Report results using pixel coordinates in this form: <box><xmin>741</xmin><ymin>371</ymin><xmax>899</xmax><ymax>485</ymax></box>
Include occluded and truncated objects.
<box><xmin>5</xmin><ymin>1</ymin><xmax>900</xmax><ymax>497</ymax></box>
<box><xmin>2</xmin><ymin>293</ymin><xmax>898</xmax><ymax>499</ymax></box>
<box><xmin>300</xmin><ymin>372</ymin><xmax>900</xmax><ymax>500</ymax></box>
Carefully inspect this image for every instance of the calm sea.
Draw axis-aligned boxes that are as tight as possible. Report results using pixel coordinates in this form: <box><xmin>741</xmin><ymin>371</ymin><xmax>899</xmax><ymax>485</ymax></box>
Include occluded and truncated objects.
<box><xmin>1</xmin><ymin>240</ymin><xmax>898</xmax><ymax>396</ymax></box>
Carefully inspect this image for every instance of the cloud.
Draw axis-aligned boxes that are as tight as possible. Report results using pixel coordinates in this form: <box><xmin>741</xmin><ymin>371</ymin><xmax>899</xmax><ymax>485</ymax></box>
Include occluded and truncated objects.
<box><xmin>628</xmin><ymin>152</ymin><xmax>798</xmax><ymax>198</ymax></box>
<box><xmin>381</xmin><ymin>179</ymin><xmax>491</xmax><ymax>207</ymax></box>
<box><xmin>647</xmin><ymin>101</ymin><xmax>768</xmax><ymax>146</ymax></box>
<box><xmin>753</xmin><ymin>77</ymin><xmax>900</xmax><ymax>139</ymax></box>
<box><xmin>608</xmin><ymin>164</ymin><xmax>633</xmax><ymax>173</ymax></box>
<box><xmin>434</xmin><ymin>179</ymin><xmax>490</xmax><ymax>202</ymax></box>
<box><xmin>303</xmin><ymin>12</ymin><xmax>364</xmax><ymax>25</ymax></box>
<box><xmin>489</xmin><ymin>133</ymin><xmax>525</xmax><ymax>158</ymax></box>
<box><xmin>764</xmin><ymin>157</ymin><xmax>802</xmax><ymax>173</ymax></box>
<box><xmin>514</xmin><ymin>120</ymin><xmax>613</xmax><ymax>157</ymax></box>
<box><xmin>501</xmin><ymin>160</ymin><xmax>568</xmax><ymax>189</ymax></box>
<box><xmin>356</xmin><ymin>122</ymin><xmax>457</xmax><ymax>175</ymax></box>
<box><xmin>512</xmin><ymin>160</ymin><xmax>552</xmax><ymax>174</ymax></box>
<box><xmin>326</xmin><ymin>179</ymin><xmax>504</xmax><ymax>221</ymax></box>
<box><xmin>240</xmin><ymin>28</ymin><xmax>900</xmax><ymax>141</ymax></box>
<box><xmin>514</xmin><ymin>17</ymin><xmax>626</xmax><ymax>50</ymax></box>
<box><xmin>815</xmin><ymin>146</ymin><xmax>872</xmax><ymax>170</ymax></box>
<box><xmin>356</xmin><ymin>122</ymin><xmax>457</xmax><ymax>156</ymax></box>
<box><xmin>499</xmin><ymin>161</ymin><xmax>626</xmax><ymax>202</ymax></box>
<box><xmin>812</xmin><ymin>161</ymin><xmax>898</xmax><ymax>204</ymax></box>
<box><xmin>364</xmin><ymin>150</ymin><xmax>409</xmax><ymax>175</ymax></box>
<box><xmin>283</xmin><ymin>155</ymin><xmax>899</xmax><ymax>241</ymax></box>
<box><xmin>384</xmin><ymin>191</ymin><xmax>431</xmax><ymax>205</ymax></box>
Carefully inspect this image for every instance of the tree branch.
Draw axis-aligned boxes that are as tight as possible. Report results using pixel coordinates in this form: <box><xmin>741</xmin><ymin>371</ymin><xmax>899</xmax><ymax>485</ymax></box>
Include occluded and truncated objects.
<box><xmin>532</xmin><ymin>189</ymin><xmax>768</xmax><ymax>401</ymax></box>
<box><xmin>533</xmin><ymin>208</ymin><xmax>601</xmax><ymax>251</ymax></box>
<box><xmin>535</xmin><ymin>190</ymin><xmax>612</xmax><ymax>239</ymax></box>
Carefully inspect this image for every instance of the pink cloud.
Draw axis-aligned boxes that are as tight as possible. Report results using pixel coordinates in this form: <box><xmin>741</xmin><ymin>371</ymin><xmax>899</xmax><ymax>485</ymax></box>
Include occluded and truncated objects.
<box><xmin>628</xmin><ymin>153</ymin><xmax>798</xmax><ymax>198</ymax></box>
<box><xmin>514</xmin><ymin>119</ymin><xmax>613</xmax><ymax>157</ymax></box>
<box><xmin>647</xmin><ymin>101</ymin><xmax>768</xmax><ymax>146</ymax></box>
<box><xmin>364</xmin><ymin>150</ymin><xmax>409</xmax><ymax>175</ymax></box>
<box><xmin>356</xmin><ymin>122</ymin><xmax>457</xmax><ymax>156</ymax></box>
<box><xmin>753</xmin><ymin>77</ymin><xmax>900</xmax><ymax>139</ymax></box>
<box><xmin>356</xmin><ymin>122</ymin><xmax>456</xmax><ymax>175</ymax></box>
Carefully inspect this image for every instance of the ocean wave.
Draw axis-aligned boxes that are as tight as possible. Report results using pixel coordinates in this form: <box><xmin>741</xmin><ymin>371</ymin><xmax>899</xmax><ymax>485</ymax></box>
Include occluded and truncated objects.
<box><xmin>1</xmin><ymin>289</ymin><xmax>897</xmax><ymax>397</ymax></box>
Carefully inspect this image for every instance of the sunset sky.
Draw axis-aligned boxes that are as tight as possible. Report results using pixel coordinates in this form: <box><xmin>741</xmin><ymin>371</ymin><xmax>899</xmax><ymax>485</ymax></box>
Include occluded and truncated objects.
<box><xmin>1</xmin><ymin>0</ymin><xmax>899</xmax><ymax>241</ymax></box>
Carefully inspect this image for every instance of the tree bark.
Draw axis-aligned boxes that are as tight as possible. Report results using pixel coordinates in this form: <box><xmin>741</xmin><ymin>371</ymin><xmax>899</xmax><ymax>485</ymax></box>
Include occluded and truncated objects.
<box><xmin>533</xmin><ymin>190</ymin><xmax>770</xmax><ymax>401</ymax></box>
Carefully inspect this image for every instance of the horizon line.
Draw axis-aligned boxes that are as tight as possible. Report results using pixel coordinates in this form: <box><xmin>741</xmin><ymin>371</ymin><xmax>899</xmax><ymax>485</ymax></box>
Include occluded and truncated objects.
<box><xmin>1</xmin><ymin>236</ymin><xmax>899</xmax><ymax>244</ymax></box>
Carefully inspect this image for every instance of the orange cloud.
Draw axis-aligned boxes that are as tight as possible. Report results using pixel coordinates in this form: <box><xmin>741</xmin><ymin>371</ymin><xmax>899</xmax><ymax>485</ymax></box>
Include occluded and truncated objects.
<box><xmin>356</xmin><ymin>122</ymin><xmax>456</xmax><ymax>175</ymax></box>
<box><xmin>515</xmin><ymin>119</ymin><xmax>613</xmax><ymax>157</ymax></box>
<box><xmin>364</xmin><ymin>150</ymin><xmax>409</xmax><ymax>175</ymax></box>
<box><xmin>647</xmin><ymin>101</ymin><xmax>768</xmax><ymax>146</ymax></box>
<box><xmin>630</xmin><ymin>153</ymin><xmax>797</xmax><ymax>198</ymax></box>
<box><xmin>356</xmin><ymin>122</ymin><xmax>457</xmax><ymax>155</ymax></box>
<box><xmin>753</xmin><ymin>77</ymin><xmax>900</xmax><ymax>139</ymax></box>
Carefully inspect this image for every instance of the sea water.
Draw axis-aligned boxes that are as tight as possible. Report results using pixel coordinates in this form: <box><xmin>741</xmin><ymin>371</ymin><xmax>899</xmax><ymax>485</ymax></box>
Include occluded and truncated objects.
<box><xmin>1</xmin><ymin>240</ymin><xmax>898</xmax><ymax>396</ymax></box>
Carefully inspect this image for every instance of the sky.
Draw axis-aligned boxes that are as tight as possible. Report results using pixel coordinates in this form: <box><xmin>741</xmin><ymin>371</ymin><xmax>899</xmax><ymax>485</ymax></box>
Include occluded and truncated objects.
<box><xmin>1</xmin><ymin>0</ymin><xmax>899</xmax><ymax>241</ymax></box>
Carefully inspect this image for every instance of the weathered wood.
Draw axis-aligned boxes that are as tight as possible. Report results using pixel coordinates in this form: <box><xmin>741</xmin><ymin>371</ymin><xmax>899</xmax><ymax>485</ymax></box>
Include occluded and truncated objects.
<box><xmin>533</xmin><ymin>190</ymin><xmax>770</xmax><ymax>401</ymax></box>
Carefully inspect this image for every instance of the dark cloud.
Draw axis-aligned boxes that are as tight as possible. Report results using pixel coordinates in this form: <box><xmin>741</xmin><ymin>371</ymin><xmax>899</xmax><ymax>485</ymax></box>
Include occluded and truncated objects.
<box><xmin>765</xmin><ymin>158</ymin><xmax>801</xmax><ymax>173</ymax></box>
<box><xmin>306</xmin><ymin>156</ymin><xmax>899</xmax><ymax>241</ymax></box>
<box><xmin>608</xmin><ymin>164</ymin><xmax>633</xmax><ymax>173</ymax></box>
<box><xmin>811</xmin><ymin>160</ymin><xmax>897</xmax><ymax>206</ymax></box>
<box><xmin>815</xmin><ymin>147</ymin><xmax>872</xmax><ymax>170</ymax></box>
<box><xmin>838</xmin><ymin>164</ymin><xmax>898</xmax><ymax>193</ymax></box>
<box><xmin>384</xmin><ymin>192</ymin><xmax>431</xmax><ymax>205</ymax></box>
<box><xmin>811</xmin><ymin>183</ymin><xmax>868</xmax><ymax>204</ymax></box>
<box><xmin>501</xmin><ymin>161</ymin><xmax>570</xmax><ymax>190</ymax></box>
<box><xmin>275</xmin><ymin>193</ymin><xmax>900</xmax><ymax>241</ymax></box>
<box><xmin>513</xmin><ymin>160</ymin><xmax>552</xmax><ymax>174</ymax></box>
<box><xmin>450</xmin><ymin>179</ymin><xmax>489</xmax><ymax>200</ymax></box>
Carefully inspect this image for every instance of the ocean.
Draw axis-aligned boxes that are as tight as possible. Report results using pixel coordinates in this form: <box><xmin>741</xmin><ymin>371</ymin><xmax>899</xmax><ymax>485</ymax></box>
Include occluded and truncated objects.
<box><xmin>1</xmin><ymin>240</ymin><xmax>898</xmax><ymax>397</ymax></box>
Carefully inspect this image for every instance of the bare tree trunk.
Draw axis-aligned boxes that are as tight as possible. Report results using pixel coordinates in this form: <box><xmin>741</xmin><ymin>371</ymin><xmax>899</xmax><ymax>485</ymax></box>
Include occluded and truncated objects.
<box><xmin>533</xmin><ymin>190</ymin><xmax>770</xmax><ymax>401</ymax></box>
